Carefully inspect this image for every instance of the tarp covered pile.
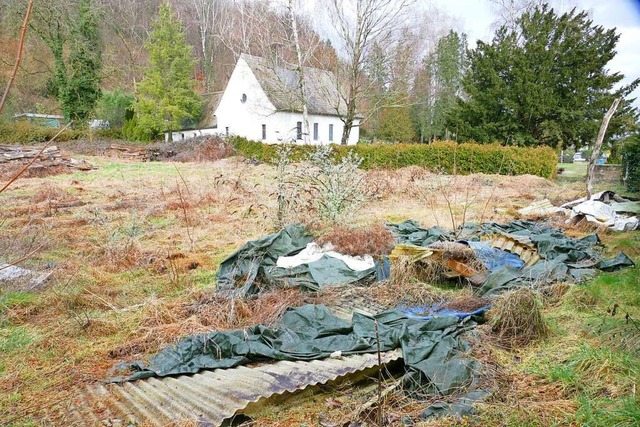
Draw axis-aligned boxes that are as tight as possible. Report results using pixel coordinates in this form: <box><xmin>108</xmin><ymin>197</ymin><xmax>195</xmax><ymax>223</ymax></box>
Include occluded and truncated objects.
<box><xmin>518</xmin><ymin>191</ymin><xmax>640</xmax><ymax>231</ymax></box>
<box><xmin>388</xmin><ymin>219</ymin><xmax>634</xmax><ymax>296</ymax></box>
<box><xmin>117</xmin><ymin>217</ymin><xmax>635</xmax><ymax>422</ymax></box>
<box><xmin>124</xmin><ymin>304</ymin><xmax>480</xmax><ymax>397</ymax></box>
<box><xmin>216</xmin><ymin>224</ymin><xmax>383</xmax><ymax>296</ymax></box>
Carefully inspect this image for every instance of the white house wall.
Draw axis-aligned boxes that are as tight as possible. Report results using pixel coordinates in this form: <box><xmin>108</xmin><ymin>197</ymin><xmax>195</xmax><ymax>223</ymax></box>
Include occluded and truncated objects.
<box><xmin>215</xmin><ymin>56</ymin><xmax>360</xmax><ymax>146</ymax></box>
<box><xmin>164</xmin><ymin>128</ymin><xmax>218</xmax><ymax>143</ymax></box>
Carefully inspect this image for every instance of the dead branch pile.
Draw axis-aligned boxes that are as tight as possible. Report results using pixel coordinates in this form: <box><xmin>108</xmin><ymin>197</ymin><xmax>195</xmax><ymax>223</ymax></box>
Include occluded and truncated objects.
<box><xmin>0</xmin><ymin>145</ymin><xmax>95</xmax><ymax>176</ymax></box>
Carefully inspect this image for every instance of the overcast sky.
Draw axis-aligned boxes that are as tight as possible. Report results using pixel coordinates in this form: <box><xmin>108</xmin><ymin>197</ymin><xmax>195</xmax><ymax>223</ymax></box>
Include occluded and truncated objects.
<box><xmin>427</xmin><ymin>0</ymin><xmax>640</xmax><ymax>107</ymax></box>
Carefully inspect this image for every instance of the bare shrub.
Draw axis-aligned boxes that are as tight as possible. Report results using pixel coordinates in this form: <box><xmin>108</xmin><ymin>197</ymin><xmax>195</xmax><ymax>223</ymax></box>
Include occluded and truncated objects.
<box><xmin>271</xmin><ymin>145</ymin><xmax>369</xmax><ymax>226</ymax></box>
<box><xmin>317</xmin><ymin>224</ymin><xmax>395</xmax><ymax>256</ymax></box>
<box><xmin>173</xmin><ymin>136</ymin><xmax>235</xmax><ymax>162</ymax></box>
<box><xmin>305</xmin><ymin>146</ymin><xmax>368</xmax><ymax>223</ymax></box>
<box><xmin>488</xmin><ymin>288</ymin><xmax>547</xmax><ymax>346</ymax></box>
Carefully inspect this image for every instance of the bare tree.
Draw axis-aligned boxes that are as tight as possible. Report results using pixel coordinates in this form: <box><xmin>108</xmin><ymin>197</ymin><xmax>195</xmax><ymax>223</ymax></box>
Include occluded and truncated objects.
<box><xmin>489</xmin><ymin>0</ymin><xmax>576</xmax><ymax>33</ymax></box>
<box><xmin>323</xmin><ymin>0</ymin><xmax>416</xmax><ymax>145</ymax></box>
<box><xmin>286</xmin><ymin>0</ymin><xmax>311</xmax><ymax>144</ymax></box>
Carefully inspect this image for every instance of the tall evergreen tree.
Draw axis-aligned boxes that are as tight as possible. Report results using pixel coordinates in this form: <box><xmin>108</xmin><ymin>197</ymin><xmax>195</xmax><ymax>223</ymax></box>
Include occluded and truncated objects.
<box><xmin>449</xmin><ymin>5</ymin><xmax>639</xmax><ymax>147</ymax></box>
<box><xmin>134</xmin><ymin>3</ymin><xmax>201</xmax><ymax>141</ymax></box>
<box><xmin>412</xmin><ymin>31</ymin><xmax>468</xmax><ymax>142</ymax></box>
<box><xmin>62</xmin><ymin>0</ymin><xmax>103</xmax><ymax>123</ymax></box>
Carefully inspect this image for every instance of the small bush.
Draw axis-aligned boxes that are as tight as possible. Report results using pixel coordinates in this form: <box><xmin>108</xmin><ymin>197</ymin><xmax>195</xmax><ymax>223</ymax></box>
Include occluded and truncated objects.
<box><xmin>0</xmin><ymin>120</ymin><xmax>83</xmax><ymax>144</ymax></box>
<box><xmin>228</xmin><ymin>137</ymin><xmax>557</xmax><ymax>178</ymax></box>
<box><xmin>270</xmin><ymin>144</ymin><xmax>369</xmax><ymax>226</ymax></box>
<box><xmin>305</xmin><ymin>146</ymin><xmax>368</xmax><ymax>223</ymax></box>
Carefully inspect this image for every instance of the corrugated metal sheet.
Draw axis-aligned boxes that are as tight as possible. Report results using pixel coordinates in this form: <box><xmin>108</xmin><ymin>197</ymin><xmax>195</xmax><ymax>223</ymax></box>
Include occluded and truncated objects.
<box><xmin>485</xmin><ymin>233</ymin><xmax>540</xmax><ymax>267</ymax></box>
<box><xmin>68</xmin><ymin>349</ymin><xmax>402</xmax><ymax>426</ymax></box>
<box><xmin>518</xmin><ymin>199</ymin><xmax>566</xmax><ymax>216</ymax></box>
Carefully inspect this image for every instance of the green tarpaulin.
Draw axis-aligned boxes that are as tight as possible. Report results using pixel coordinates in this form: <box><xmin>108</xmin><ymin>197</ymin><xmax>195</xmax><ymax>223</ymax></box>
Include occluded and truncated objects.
<box><xmin>216</xmin><ymin>225</ymin><xmax>377</xmax><ymax>296</ymax></box>
<box><xmin>388</xmin><ymin>219</ymin><xmax>634</xmax><ymax>296</ymax></box>
<box><xmin>123</xmin><ymin>304</ymin><xmax>479</xmax><ymax>395</ymax></box>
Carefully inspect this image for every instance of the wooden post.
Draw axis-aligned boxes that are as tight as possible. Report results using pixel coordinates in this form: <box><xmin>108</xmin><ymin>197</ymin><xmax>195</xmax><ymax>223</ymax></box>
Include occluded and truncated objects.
<box><xmin>586</xmin><ymin>98</ymin><xmax>621</xmax><ymax>198</ymax></box>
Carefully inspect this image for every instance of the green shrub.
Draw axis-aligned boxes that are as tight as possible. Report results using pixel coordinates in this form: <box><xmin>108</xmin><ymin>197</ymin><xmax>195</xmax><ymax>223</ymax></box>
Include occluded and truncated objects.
<box><xmin>94</xmin><ymin>89</ymin><xmax>134</xmax><ymax>129</ymax></box>
<box><xmin>229</xmin><ymin>137</ymin><xmax>558</xmax><ymax>178</ymax></box>
<box><xmin>622</xmin><ymin>136</ymin><xmax>640</xmax><ymax>192</ymax></box>
<box><xmin>93</xmin><ymin>128</ymin><xmax>124</xmax><ymax>139</ymax></box>
<box><xmin>0</xmin><ymin>120</ymin><xmax>83</xmax><ymax>144</ymax></box>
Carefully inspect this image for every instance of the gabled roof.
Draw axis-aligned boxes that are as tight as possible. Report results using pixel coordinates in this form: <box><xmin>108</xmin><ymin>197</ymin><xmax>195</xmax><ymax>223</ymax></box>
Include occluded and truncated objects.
<box><xmin>199</xmin><ymin>91</ymin><xmax>223</xmax><ymax>128</ymax></box>
<box><xmin>240</xmin><ymin>53</ymin><xmax>350</xmax><ymax>117</ymax></box>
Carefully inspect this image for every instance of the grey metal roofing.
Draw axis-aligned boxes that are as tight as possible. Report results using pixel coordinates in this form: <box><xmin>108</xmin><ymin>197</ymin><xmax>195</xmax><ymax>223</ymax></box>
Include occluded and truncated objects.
<box><xmin>241</xmin><ymin>53</ymin><xmax>353</xmax><ymax>117</ymax></box>
<box><xmin>68</xmin><ymin>349</ymin><xmax>402</xmax><ymax>426</ymax></box>
<box><xmin>200</xmin><ymin>91</ymin><xmax>223</xmax><ymax>128</ymax></box>
<box><xmin>67</xmin><ymin>300</ymin><xmax>398</xmax><ymax>426</ymax></box>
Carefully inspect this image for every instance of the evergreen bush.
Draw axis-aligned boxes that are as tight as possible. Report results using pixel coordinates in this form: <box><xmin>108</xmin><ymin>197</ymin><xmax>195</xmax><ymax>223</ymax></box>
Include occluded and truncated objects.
<box><xmin>229</xmin><ymin>137</ymin><xmax>558</xmax><ymax>179</ymax></box>
<box><xmin>622</xmin><ymin>137</ymin><xmax>640</xmax><ymax>192</ymax></box>
<box><xmin>0</xmin><ymin>121</ymin><xmax>83</xmax><ymax>144</ymax></box>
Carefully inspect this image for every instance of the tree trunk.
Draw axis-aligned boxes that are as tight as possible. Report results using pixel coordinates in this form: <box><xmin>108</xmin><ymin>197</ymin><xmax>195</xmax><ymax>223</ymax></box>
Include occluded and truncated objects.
<box><xmin>586</xmin><ymin>98</ymin><xmax>621</xmax><ymax>198</ymax></box>
<box><xmin>288</xmin><ymin>0</ymin><xmax>310</xmax><ymax>144</ymax></box>
<box><xmin>0</xmin><ymin>0</ymin><xmax>33</xmax><ymax>114</ymax></box>
<box><xmin>341</xmin><ymin>88</ymin><xmax>357</xmax><ymax>145</ymax></box>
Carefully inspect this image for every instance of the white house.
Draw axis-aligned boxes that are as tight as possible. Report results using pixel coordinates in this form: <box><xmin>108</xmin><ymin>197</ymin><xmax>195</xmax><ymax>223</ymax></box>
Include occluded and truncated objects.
<box><xmin>214</xmin><ymin>53</ymin><xmax>361</xmax><ymax>145</ymax></box>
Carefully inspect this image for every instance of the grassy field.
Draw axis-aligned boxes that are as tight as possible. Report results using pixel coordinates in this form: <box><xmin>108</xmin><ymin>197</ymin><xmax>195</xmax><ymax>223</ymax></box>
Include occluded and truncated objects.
<box><xmin>0</xmin><ymin>148</ymin><xmax>638</xmax><ymax>426</ymax></box>
<box><xmin>558</xmin><ymin>161</ymin><xmax>588</xmax><ymax>180</ymax></box>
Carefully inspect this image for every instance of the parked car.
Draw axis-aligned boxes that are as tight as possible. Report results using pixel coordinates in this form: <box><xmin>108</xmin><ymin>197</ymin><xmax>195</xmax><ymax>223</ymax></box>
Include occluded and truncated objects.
<box><xmin>573</xmin><ymin>153</ymin><xmax>586</xmax><ymax>162</ymax></box>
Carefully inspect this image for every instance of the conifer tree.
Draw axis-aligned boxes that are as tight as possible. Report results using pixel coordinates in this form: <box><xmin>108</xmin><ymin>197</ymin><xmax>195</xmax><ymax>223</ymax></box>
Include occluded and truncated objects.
<box><xmin>449</xmin><ymin>5</ymin><xmax>639</xmax><ymax>147</ymax></box>
<box><xmin>62</xmin><ymin>0</ymin><xmax>103</xmax><ymax>123</ymax></box>
<box><xmin>134</xmin><ymin>3</ymin><xmax>201</xmax><ymax>141</ymax></box>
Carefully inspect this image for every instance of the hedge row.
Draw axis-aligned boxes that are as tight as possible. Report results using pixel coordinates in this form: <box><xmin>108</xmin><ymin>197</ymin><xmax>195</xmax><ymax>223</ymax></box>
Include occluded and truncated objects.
<box><xmin>0</xmin><ymin>121</ymin><xmax>84</xmax><ymax>144</ymax></box>
<box><xmin>622</xmin><ymin>137</ymin><xmax>640</xmax><ymax>192</ymax></box>
<box><xmin>230</xmin><ymin>137</ymin><xmax>558</xmax><ymax>179</ymax></box>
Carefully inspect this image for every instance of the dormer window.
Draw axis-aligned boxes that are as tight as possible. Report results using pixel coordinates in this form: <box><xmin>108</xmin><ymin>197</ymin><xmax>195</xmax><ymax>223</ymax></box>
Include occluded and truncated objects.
<box><xmin>241</xmin><ymin>93</ymin><xmax>247</xmax><ymax>103</ymax></box>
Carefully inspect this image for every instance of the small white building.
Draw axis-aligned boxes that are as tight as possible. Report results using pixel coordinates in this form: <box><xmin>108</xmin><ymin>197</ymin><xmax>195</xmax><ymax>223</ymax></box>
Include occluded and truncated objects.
<box><xmin>214</xmin><ymin>53</ymin><xmax>361</xmax><ymax>145</ymax></box>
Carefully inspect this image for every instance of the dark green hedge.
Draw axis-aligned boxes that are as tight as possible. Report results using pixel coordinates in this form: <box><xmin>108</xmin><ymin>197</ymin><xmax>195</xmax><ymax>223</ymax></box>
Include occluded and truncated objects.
<box><xmin>622</xmin><ymin>137</ymin><xmax>640</xmax><ymax>192</ymax></box>
<box><xmin>0</xmin><ymin>120</ymin><xmax>83</xmax><ymax>144</ymax></box>
<box><xmin>230</xmin><ymin>137</ymin><xmax>558</xmax><ymax>178</ymax></box>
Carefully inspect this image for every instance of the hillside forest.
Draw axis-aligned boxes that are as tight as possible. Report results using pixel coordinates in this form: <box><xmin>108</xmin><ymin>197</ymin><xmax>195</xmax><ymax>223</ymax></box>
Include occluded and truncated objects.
<box><xmin>0</xmin><ymin>0</ymin><xmax>638</xmax><ymax>148</ymax></box>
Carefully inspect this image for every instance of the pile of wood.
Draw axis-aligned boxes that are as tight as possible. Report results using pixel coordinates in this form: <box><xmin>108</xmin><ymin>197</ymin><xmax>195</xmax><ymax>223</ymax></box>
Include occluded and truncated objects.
<box><xmin>108</xmin><ymin>144</ymin><xmax>160</xmax><ymax>161</ymax></box>
<box><xmin>0</xmin><ymin>144</ymin><xmax>96</xmax><ymax>171</ymax></box>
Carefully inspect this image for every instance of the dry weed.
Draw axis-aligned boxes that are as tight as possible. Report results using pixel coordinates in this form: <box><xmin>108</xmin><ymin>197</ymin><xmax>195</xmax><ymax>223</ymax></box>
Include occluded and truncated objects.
<box><xmin>317</xmin><ymin>224</ymin><xmax>395</xmax><ymax>256</ymax></box>
<box><xmin>443</xmin><ymin>295</ymin><xmax>490</xmax><ymax>312</ymax></box>
<box><xmin>370</xmin><ymin>258</ymin><xmax>444</xmax><ymax>307</ymax></box>
<box><xmin>488</xmin><ymin>288</ymin><xmax>548</xmax><ymax>347</ymax></box>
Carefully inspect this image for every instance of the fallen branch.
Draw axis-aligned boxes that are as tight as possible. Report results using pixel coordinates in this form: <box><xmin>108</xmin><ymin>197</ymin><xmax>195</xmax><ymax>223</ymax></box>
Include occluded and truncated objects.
<box><xmin>0</xmin><ymin>243</ymin><xmax>46</xmax><ymax>271</ymax></box>
<box><xmin>0</xmin><ymin>0</ymin><xmax>33</xmax><ymax>113</ymax></box>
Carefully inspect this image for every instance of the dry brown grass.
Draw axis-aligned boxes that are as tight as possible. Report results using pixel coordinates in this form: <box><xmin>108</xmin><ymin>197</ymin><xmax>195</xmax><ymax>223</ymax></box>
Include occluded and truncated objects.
<box><xmin>370</xmin><ymin>258</ymin><xmax>445</xmax><ymax>307</ymax></box>
<box><xmin>0</xmin><ymin>151</ymin><xmax>592</xmax><ymax>425</ymax></box>
<box><xmin>443</xmin><ymin>295</ymin><xmax>490</xmax><ymax>312</ymax></box>
<box><xmin>107</xmin><ymin>288</ymin><xmax>320</xmax><ymax>360</ymax></box>
<box><xmin>487</xmin><ymin>288</ymin><xmax>548</xmax><ymax>347</ymax></box>
<box><xmin>317</xmin><ymin>223</ymin><xmax>395</xmax><ymax>256</ymax></box>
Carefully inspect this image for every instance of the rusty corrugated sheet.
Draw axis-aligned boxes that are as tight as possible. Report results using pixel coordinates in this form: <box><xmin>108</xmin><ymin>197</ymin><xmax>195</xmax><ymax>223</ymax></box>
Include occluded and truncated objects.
<box><xmin>68</xmin><ymin>348</ymin><xmax>402</xmax><ymax>426</ymax></box>
<box><xmin>484</xmin><ymin>233</ymin><xmax>540</xmax><ymax>267</ymax></box>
